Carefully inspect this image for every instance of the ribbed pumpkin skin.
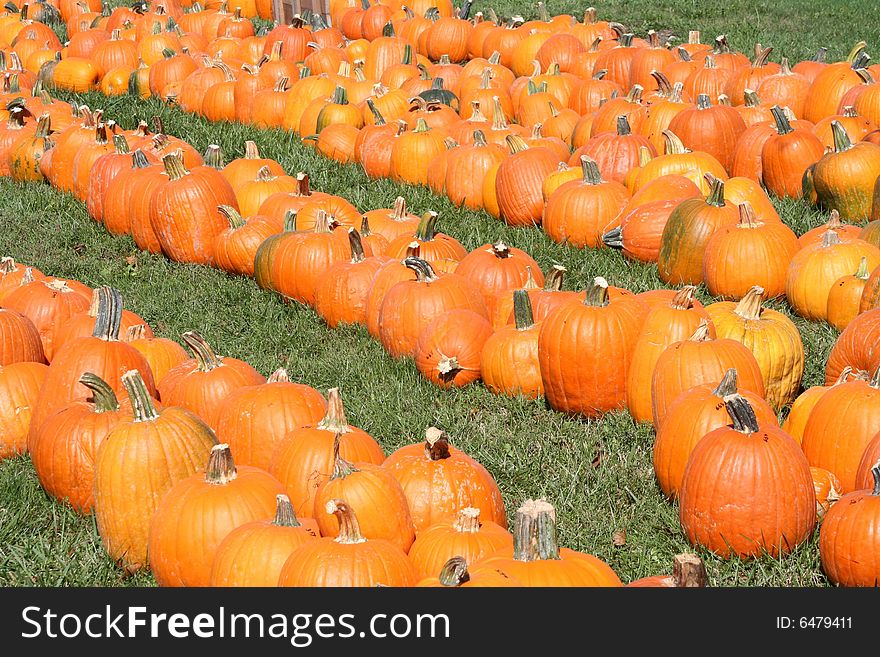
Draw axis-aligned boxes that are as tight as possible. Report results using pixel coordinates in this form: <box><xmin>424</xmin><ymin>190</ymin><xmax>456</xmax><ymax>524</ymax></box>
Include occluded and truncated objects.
<box><xmin>783</xmin><ymin>384</ymin><xmax>832</xmax><ymax>445</ymax></box>
<box><xmin>0</xmin><ymin>362</ymin><xmax>48</xmax><ymax>460</ymax></box>
<box><xmin>667</xmin><ymin>102</ymin><xmax>746</xmax><ymax>174</ymax></box>
<box><xmin>653</xmin><ymin>381</ymin><xmax>778</xmax><ymax>499</ymax></box>
<box><xmin>825</xmin><ymin>309</ymin><xmax>880</xmax><ymax>384</ymax></box>
<box><xmin>478</xmin><ymin>548</ymin><xmax>623</xmax><ymax>586</ymax></box>
<box><xmin>271</xmin><ymin>227</ymin><xmax>355</xmax><ymax>307</ymax></box>
<box><xmin>705</xmin><ymin>297</ymin><xmax>805</xmax><ymax>410</ymax></box>
<box><xmin>813</xmin><ymin>140</ymin><xmax>880</xmax><ymax>222</ymax></box>
<box><xmin>651</xmin><ymin>335</ymin><xmax>765</xmax><ymax>428</ymax></box>
<box><xmin>3</xmin><ymin>280</ymin><xmax>91</xmax><ymax>361</ymax></box>
<box><xmin>413</xmin><ymin>309</ymin><xmax>493</xmax><ymax>388</ymax></box>
<box><xmin>679</xmin><ymin>420</ymin><xmax>816</xmax><ymax>559</ymax></box>
<box><xmin>408</xmin><ymin>514</ymin><xmax>513</xmax><ymax>580</ymax></box>
<box><xmin>30</xmin><ymin>395</ymin><xmax>132</xmax><ymax>513</ymax></box>
<box><xmin>364</xmin><ymin>260</ymin><xmax>413</xmax><ymax>339</ymax></box>
<box><xmin>611</xmin><ymin>198</ymin><xmax>681</xmax><ymax>263</ymax></box>
<box><xmin>127</xmin><ymin>336</ymin><xmax>189</xmax><ymax>390</ymax></box>
<box><xmin>481</xmin><ymin>322</ymin><xmax>543</xmax><ymax>399</ymax></box>
<box><xmin>105</xmin><ymin>162</ymin><xmax>164</xmax><ymax>244</ymax></box>
<box><xmin>94</xmin><ymin>407</ymin><xmax>216</xmax><ymax>571</ymax></box>
<box><xmin>542</xmin><ymin>174</ymin><xmax>631</xmax><ymax>248</ymax></box>
<box><xmin>382</xmin><ymin>439</ymin><xmax>506</xmax><ymax>534</ymax></box>
<box><xmin>819</xmin><ymin>484</ymin><xmax>880</xmax><ymax>586</ymax></box>
<box><xmin>209</xmin><ymin>516</ymin><xmax>321</xmax><ymax>587</ymax></box>
<box><xmin>538</xmin><ymin>292</ymin><xmax>648</xmax><ymax>417</ymax></box>
<box><xmin>626</xmin><ymin>292</ymin><xmax>712</xmax><ymax>424</ymax></box>
<box><xmin>313</xmin><ymin>462</ymin><xmax>415</xmax><ymax>552</ymax></box>
<box><xmin>149</xmin><ymin>163</ymin><xmax>239</xmax><ymax>266</ymax></box>
<box><xmin>857</xmin><ymin>432</ymin><xmax>880</xmax><ymax>490</ymax></box>
<box><xmin>214</xmin><ymin>376</ymin><xmax>326</xmax><ymax>470</ymax></box>
<box><xmin>657</xmin><ymin>196</ymin><xmax>739</xmax><ymax>285</ymax></box>
<box><xmin>495</xmin><ymin>146</ymin><xmax>560</xmax><ymax>227</ymax></box>
<box><xmin>378</xmin><ymin>273</ymin><xmax>488</xmax><ymax>359</ymax></box>
<box><xmin>786</xmin><ymin>237</ymin><xmax>880</xmax><ymax>320</ymax></box>
<box><xmin>277</xmin><ymin>537</ymin><xmax>419</xmax><ymax>587</ymax></box>
<box><xmin>0</xmin><ymin>309</ymin><xmax>45</xmax><ymax>365</ymax></box>
<box><xmin>453</xmin><ymin>243</ymin><xmax>543</xmax><ymax>316</ymax></box>
<box><xmin>148</xmin><ymin>462</ymin><xmax>286</xmax><ymax>587</ymax></box>
<box><xmin>801</xmin><ymin>379</ymin><xmax>880</xmax><ymax>492</ymax></box>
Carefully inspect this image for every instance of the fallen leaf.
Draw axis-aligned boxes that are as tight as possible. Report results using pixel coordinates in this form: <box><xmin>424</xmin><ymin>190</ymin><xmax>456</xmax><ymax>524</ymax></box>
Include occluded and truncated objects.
<box><xmin>612</xmin><ymin>529</ymin><xmax>627</xmax><ymax>547</ymax></box>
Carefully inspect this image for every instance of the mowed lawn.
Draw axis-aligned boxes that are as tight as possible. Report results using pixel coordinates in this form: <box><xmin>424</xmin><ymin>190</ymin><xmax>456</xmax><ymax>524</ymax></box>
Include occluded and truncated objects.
<box><xmin>0</xmin><ymin>0</ymin><xmax>876</xmax><ymax>587</ymax></box>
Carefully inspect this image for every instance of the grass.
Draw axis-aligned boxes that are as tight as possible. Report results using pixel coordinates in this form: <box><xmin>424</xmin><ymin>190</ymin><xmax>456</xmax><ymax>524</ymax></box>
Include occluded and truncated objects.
<box><xmin>0</xmin><ymin>0</ymin><xmax>875</xmax><ymax>587</ymax></box>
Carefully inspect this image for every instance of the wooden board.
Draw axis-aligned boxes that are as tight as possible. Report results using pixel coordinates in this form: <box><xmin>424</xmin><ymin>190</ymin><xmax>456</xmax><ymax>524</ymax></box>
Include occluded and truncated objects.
<box><xmin>271</xmin><ymin>0</ymin><xmax>332</xmax><ymax>24</ymax></box>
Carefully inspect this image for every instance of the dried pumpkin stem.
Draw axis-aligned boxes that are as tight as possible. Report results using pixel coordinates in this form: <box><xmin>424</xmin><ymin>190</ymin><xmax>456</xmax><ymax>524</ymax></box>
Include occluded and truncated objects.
<box><xmin>161</xmin><ymin>153</ymin><xmax>189</xmax><ymax>181</ymax></box>
<box><xmin>453</xmin><ymin>507</ymin><xmax>482</xmax><ymax>533</ymax></box>
<box><xmin>126</xmin><ymin>324</ymin><xmax>148</xmax><ymax>341</ymax></box>
<box><xmin>712</xmin><ymin>368</ymin><xmax>738</xmax><ymax>397</ymax></box>
<box><xmin>723</xmin><ymin>393</ymin><xmax>760</xmax><ymax>434</ymax></box>
<box><xmin>669</xmin><ymin>285</ymin><xmax>697</xmax><ymax>310</ymax></box>
<box><xmin>317</xmin><ymin>388</ymin><xmax>351</xmax><ymax>433</ymax></box>
<box><xmin>830</xmin><ymin>121</ymin><xmax>854</xmax><ymax>153</ymax></box>
<box><xmin>91</xmin><ymin>286</ymin><xmax>124</xmax><ymax>341</ymax></box>
<box><xmin>403</xmin><ymin>256</ymin><xmax>439</xmax><ymax>282</ymax></box>
<box><xmin>872</xmin><ymin>464</ymin><xmax>880</xmax><ymax>496</ymax></box>
<box><xmin>330</xmin><ymin>431</ymin><xmax>359</xmax><ymax>479</ymax></box>
<box><xmin>672</xmin><ymin>554</ymin><xmax>707</xmax><ymax>587</ymax></box>
<box><xmin>438</xmin><ymin>556</ymin><xmax>470</xmax><ymax>586</ymax></box>
<box><xmin>267</xmin><ymin>368</ymin><xmax>289</xmax><ymax>383</ymax></box>
<box><xmin>424</xmin><ymin>427</ymin><xmax>451</xmax><ymax>461</ymax></box>
<box><xmin>544</xmin><ymin>264</ymin><xmax>566</xmax><ymax>290</ymax></box>
<box><xmin>205</xmin><ymin>444</ymin><xmax>238</xmax><ymax>484</ymax></box>
<box><xmin>121</xmin><ymin>369</ymin><xmax>159</xmax><ymax>422</ymax></box>
<box><xmin>347</xmin><ymin>228</ymin><xmax>366</xmax><ymax>264</ymax></box>
<box><xmin>584</xmin><ymin>276</ymin><xmax>609</xmax><ymax>307</ymax></box>
<box><xmin>79</xmin><ymin>372</ymin><xmax>120</xmax><ymax>413</ymax></box>
<box><xmin>512</xmin><ymin>499</ymin><xmax>560</xmax><ymax>562</ymax></box>
<box><xmin>326</xmin><ymin>499</ymin><xmax>366</xmax><ymax>544</ymax></box>
<box><xmin>182</xmin><ymin>330</ymin><xmax>222</xmax><ymax>371</ymax></box>
<box><xmin>218</xmin><ymin>205</ymin><xmax>246</xmax><ymax>228</ymax></box>
<box><xmin>203</xmin><ymin>144</ymin><xmax>225</xmax><ymax>169</ymax></box>
<box><xmin>513</xmin><ymin>289</ymin><xmax>535</xmax><ymax>330</ymax></box>
<box><xmin>273</xmin><ymin>494</ymin><xmax>301</xmax><ymax>527</ymax></box>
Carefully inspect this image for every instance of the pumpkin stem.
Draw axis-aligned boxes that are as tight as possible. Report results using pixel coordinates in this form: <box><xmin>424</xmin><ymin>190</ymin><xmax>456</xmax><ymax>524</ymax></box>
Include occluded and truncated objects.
<box><xmin>602</xmin><ymin>226</ymin><xmax>623</xmax><ymax>248</ymax></box>
<box><xmin>579</xmin><ymin>155</ymin><xmax>603</xmax><ymax>185</ymax></box>
<box><xmin>80</xmin><ymin>372</ymin><xmax>120</xmax><ymax>413</ymax></box>
<box><xmin>661</xmin><ymin>129</ymin><xmax>688</xmax><ymax>155</ymax></box>
<box><xmin>161</xmin><ymin>152</ymin><xmax>189</xmax><ymax>181</ymax></box>
<box><xmin>91</xmin><ymin>286</ymin><xmax>124</xmax><ymax>341</ymax></box>
<box><xmin>544</xmin><ymin>264</ymin><xmax>566</xmax><ymax>290</ymax></box>
<box><xmin>424</xmin><ymin>426</ymin><xmax>451</xmax><ymax>461</ymax></box>
<box><xmin>672</xmin><ymin>554</ymin><xmax>708</xmax><ymax>587</ymax></box>
<box><xmin>723</xmin><ymin>393</ymin><xmax>760</xmax><ymax>434</ymax></box>
<box><xmin>737</xmin><ymin>202</ymin><xmax>760</xmax><ymax>228</ymax></box>
<box><xmin>512</xmin><ymin>499</ymin><xmax>560</xmax><ymax>562</ymax></box>
<box><xmin>452</xmin><ymin>507</ymin><xmax>482</xmax><ymax>533</ymax></box>
<box><xmin>705</xmin><ymin>176</ymin><xmax>726</xmax><ymax>207</ymax></box>
<box><xmin>871</xmin><ymin>463</ymin><xmax>880</xmax><ymax>496</ymax></box>
<box><xmin>584</xmin><ymin>276</ymin><xmax>609</xmax><ymax>307</ymax></box>
<box><xmin>669</xmin><ymin>285</ymin><xmax>697</xmax><ymax>310</ymax></box>
<box><xmin>437</xmin><ymin>556</ymin><xmax>470</xmax><ymax>586</ymax></box>
<box><xmin>650</xmin><ymin>70</ymin><xmax>673</xmax><ymax>96</ymax></box>
<box><xmin>436</xmin><ymin>355</ymin><xmax>462</xmax><ymax>378</ymax></box>
<box><xmin>688</xmin><ymin>319</ymin><xmax>712</xmax><ymax>342</ymax></box>
<box><xmin>712</xmin><ymin>368</ymin><xmax>738</xmax><ymax>397</ymax></box>
<box><xmin>121</xmin><ymin>369</ymin><xmax>159</xmax><ymax>422</ymax></box>
<box><xmin>733</xmin><ymin>286</ymin><xmax>765</xmax><ymax>320</ymax></box>
<box><xmin>218</xmin><ymin>205</ymin><xmax>246</xmax><ymax>228</ymax></box>
<box><xmin>255</xmin><ymin>165</ymin><xmax>276</xmax><ymax>182</ymax></box>
<box><xmin>490</xmin><ymin>240</ymin><xmax>511</xmax><ymax>259</ymax></box>
<box><xmin>405</xmin><ymin>241</ymin><xmax>421</xmax><ymax>259</ymax></box>
<box><xmin>317</xmin><ymin>388</ymin><xmax>351</xmax><ymax>434</ymax></box>
<box><xmin>513</xmin><ymin>289</ymin><xmax>535</xmax><ymax>330</ymax></box>
<box><xmin>205</xmin><ymin>444</ymin><xmax>237</xmax><ymax>485</ymax></box>
<box><xmin>326</xmin><ymin>499</ymin><xmax>366</xmax><ymax>544</ymax></box>
<box><xmin>330</xmin><ymin>431</ymin><xmax>359</xmax><ymax>479</ymax></box>
<box><xmin>273</xmin><ymin>494</ymin><xmax>301</xmax><ymax>527</ymax></box>
<box><xmin>855</xmin><ymin>256</ymin><xmax>870</xmax><ymax>279</ymax></box>
<box><xmin>830</xmin><ymin>120</ymin><xmax>854</xmax><ymax>153</ymax></box>
<box><xmin>505</xmin><ymin>133</ymin><xmax>529</xmax><ymax>154</ymax></box>
<box><xmin>112</xmin><ymin>134</ymin><xmax>129</xmax><ymax>155</ymax></box>
<box><xmin>243</xmin><ymin>140</ymin><xmax>261</xmax><ymax>159</ymax></box>
<box><xmin>403</xmin><ymin>256</ymin><xmax>439</xmax><ymax>282</ymax></box>
<box><xmin>812</xmin><ymin>47</ymin><xmax>828</xmax><ymax>63</ymax></box>
<box><xmin>182</xmin><ymin>330</ymin><xmax>222</xmax><ymax>371</ymax></box>
<box><xmin>283</xmin><ymin>210</ymin><xmax>297</xmax><ymax>232</ymax></box>
<box><xmin>770</xmin><ymin>105</ymin><xmax>793</xmax><ymax>135</ymax></box>
<box><xmin>296</xmin><ymin>172</ymin><xmax>311</xmax><ymax>197</ymax></box>
<box><xmin>267</xmin><ymin>368</ymin><xmax>290</xmax><ymax>383</ymax></box>
<box><xmin>821</xmin><ymin>230</ymin><xmax>842</xmax><ymax>248</ymax></box>
<box><xmin>414</xmin><ymin>211</ymin><xmax>439</xmax><ymax>241</ymax></box>
<box><xmin>347</xmin><ymin>227</ymin><xmax>366</xmax><ymax>264</ymax></box>
<box><xmin>0</xmin><ymin>257</ymin><xmax>15</xmax><ymax>274</ymax></box>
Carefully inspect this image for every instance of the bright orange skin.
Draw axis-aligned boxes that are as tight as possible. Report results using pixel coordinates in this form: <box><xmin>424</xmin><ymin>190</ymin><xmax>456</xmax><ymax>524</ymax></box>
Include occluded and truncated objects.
<box><xmin>653</xmin><ymin>382</ymin><xmax>778</xmax><ymax>499</ymax></box>
<box><xmin>820</xmin><ymin>484</ymin><xmax>880</xmax><ymax>586</ymax></box>
<box><xmin>827</xmin><ymin>269</ymin><xmax>870</xmax><ymax>331</ymax></box>
<box><xmin>314</xmin><ymin>256</ymin><xmax>393</xmax><ymax>329</ymax></box>
<box><xmin>214</xmin><ymin>380</ymin><xmax>327</xmax><ymax>472</ymax></box>
<box><xmin>495</xmin><ymin>145</ymin><xmax>561</xmax><ymax>227</ymax></box>
<box><xmin>0</xmin><ymin>362</ymin><xmax>47</xmax><ymax>460</ymax></box>
<box><xmin>481</xmin><ymin>321</ymin><xmax>543</xmax><ymax>399</ymax></box>
<box><xmin>148</xmin><ymin>464</ymin><xmax>286</xmax><ymax>587</ymax></box>
<box><xmin>825</xmin><ymin>309</ymin><xmax>880</xmax><ymax>384</ymax></box>
<box><xmin>408</xmin><ymin>517</ymin><xmax>513</xmax><ymax>580</ymax></box>
<box><xmin>382</xmin><ymin>441</ymin><xmax>506</xmax><ymax>534</ymax></box>
<box><xmin>543</xmin><ymin>175</ymin><xmax>631</xmax><ymax>248</ymax></box>
<box><xmin>3</xmin><ymin>280</ymin><xmax>91</xmax><ymax>361</ymax></box>
<box><xmin>802</xmin><ymin>379</ymin><xmax>880</xmax><ymax>492</ymax></box>
<box><xmin>812</xmin><ymin>467</ymin><xmax>843</xmax><ymax>519</ymax></box>
<box><xmin>454</xmin><ymin>243</ymin><xmax>544</xmax><ymax>318</ymax></box>
<box><xmin>271</xmin><ymin>227</ymin><xmax>357</xmax><ymax>307</ymax></box>
<box><xmin>51</xmin><ymin>309</ymin><xmax>151</xmax><ymax>356</ymax></box>
<box><xmin>538</xmin><ymin>292</ymin><xmax>648</xmax><ymax>417</ymax></box>
<box><xmin>127</xmin><ymin>336</ymin><xmax>189</xmax><ymax>392</ymax></box>
<box><xmin>213</xmin><ymin>217</ymin><xmax>279</xmax><ymax>278</ymax></box>
<box><xmin>94</xmin><ymin>406</ymin><xmax>217</xmax><ymax>572</ymax></box>
<box><xmin>0</xmin><ymin>309</ymin><xmax>45</xmax><ymax>365</ymax></box>
<box><xmin>414</xmin><ymin>309</ymin><xmax>493</xmax><ymax>389</ymax></box>
<box><xmin>210</xmin><ymin>517</ymin><xmax>321</xmax><ymax>587</ymax></box>
<box><xmin>30</xmin><ymin>394</ymin><xmax>132</xmax><ymax>513</ymax></box>
<box><xmin>478</xmin><ymin>547</ymin><xmax>623</xmax><ymax>586</ymax></box>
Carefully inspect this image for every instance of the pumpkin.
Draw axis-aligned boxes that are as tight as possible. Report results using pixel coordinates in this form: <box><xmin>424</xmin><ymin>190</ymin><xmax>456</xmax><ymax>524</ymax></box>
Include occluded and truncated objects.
<box><xmin>539</xmin><ymin>277</ymin><xmax>647</xmax><ymax>417</ymax></box>
<box><xmin>0</xmin><ymin>307</ymin><xmax>44</xmax><ymax>365</ymax></box>
<box><xmin>679</xmin><ymin>393</ymin><xmax>816</xmax><ymax>558</ymax></box>
<box><xmin>384</xmin><ymin>211</ymin><xmax>467</xmax><ymax>262</ymax></box>
<box><xmin>414</xmin><ymin>309</ymin><xmax>493</xmax><ymax>388</ymax></box>
<box><xmin>476</xmin><ymin>499</ymin><xmax>622</xmax><ymax>586</ymax></box>
<box><xmin>812</xmin><ymin>467</ymin><xmax>843</xmax><ymax>521</ymax></box>
<box><xmin>803</xmin><ymin>42</ymin><xmax>869</xmax><ymax>123</ymax></box>
<box><xmin>542</xmin><ymin>155</ymin><xmax>631</xmax><ymax>248</ymax></box>
<box><xmin>657</xmin><ymin>175</ymin><xmax>739</xmax><ymax>285</ymax></box>
<box><xmin>481</xmin><ymin>290</ymin><xmax>544</xmax><ymax>399</ymax></box>
<box><xmin>383</xmin><ymin>427</ymin><xmax>505</xmax><ymax>534</ymax></box>
<box><xmin>667</xmin><ymin>93</ymin><xmax>746</xmax><ymax>174</ymax></box>
<box><xmin>378</xmin><ymin>257</ymin><xmax>487</xmax><ymax>359</ymax></box>
<box><xmin>409</xmin><ymin>507</ymin><xmax>513</xmax><ymax>580</ymax></box>
<box><xmin>94</xmin><ymin>369</ymin><xmax>216</xmax><ymax>572</ymax></box>
<box><xmin>651</xmin><ymin>320</ymin><xmax>766</xmax><ymax>428</ymax></box>
<box><xmin>494</xmin><ymin>134</ymin><xmax>560</xmax><ymax>227</ymax></box>
<box><xmin>627</xmin><ymin>554</ymin><xmax>708</xmax><ymax>587</ymax></box>
<box><xmin>212</xmin><ymin>206</ymin><xmax>279</xmax><ymax>278</ymax></box>
<box><xmin>30</xmin><ymin>373</ymin><xmax>132</xmax><ymax>513</ymax></box>
<box><xmin>389</xmin><ymin>117</ymin><xmax>446</xmax><ymax>186</ymax></box>
<box><xmin>149</xmin><ymin>153</ymin><xmax>239</xmax><ymax>266</ymax></box>
<box><xmin>209</xmin><ymin>494</ymin><xmax>320</xmax><ymax>587</ymax></box>
<box><xmin>234</xmin><ymin>165</ymin><xmax>299</xmax><ymax>219</ymax></box>
<box><xmin>102</xmin><ymin>150</ymin><xmax>161</xmax><ymax>238</ymax></box>
<box><xmin>785</xmin><ymin>231</ymin><xmax>880</xmax><ymax>321</ymax></box>
<box><xmin>8</xmin><ymin>112</ymin><xmax>53</xmax><ymax>182</ymax></box>
<box><xmin>278</xmin><ymin>499</ymin><xmax>418</xmax><ymax>587</ymax></box>
<box><xmin>654</xmin><ymin>368</ymin><xmax>778</xmax><ymax>498</ymax></box>
<box><xmin>268</xmin><ymin>387</ymin><xmax>385</xmax><ymax>519</ymax></box>
<box><xmin>0</xmin><ymin>259</ymin><xmax>45</xmax><ymax>303</ymax></box>
<box><xmin>125</xmin><ymin>325</ymin><xmax>189</xmax><ymax>390</ymax></box>
<box><xmin>626</xmin><ymin>286</ymin><xmax>712</xmax><ymax>424</ymax></box>
<box><xmin>576</xmin><ymin>115</ymin><xmax>655</xmax><ymax>184</ymax></box>
<box><xmin>828</xmin><ymin>257</ymin><xmax>872</xmax><ymax>331</ymax></box>
<box><xmin>221</xmin><ymin>140</ymin><xmax>285</xmax><ymax>191</ymax></box>
<box><xmin>157</xmin><ymin>331</ymin><xmax>264</xmax><ymax>430</ymax></box>
<box><xmin>28</xmin><ymin>287</ymin><xmax>155</xmax><ymax>441</ymax></box>
<box><xmin>812</xmin><ymin>121</ymin><xmax>880</xmax><ymax>221</ymax></box>
<box><xmin>705</xmin><ymin>286</ymin><xmax>805</xmax><ymax>410</ymax></box>
<box><xmin>799</xmin><ymin>209</ymin><xmax>862</xmax><ymax>249</ymax></box>
<box><xmin>757</xmin><ymin>58</ymin><xmax>811</xmax><ymax>118</ymax></box>
<box><xmin>825</xmin><ymin>309</ymin><xmax>880</xmax><ymax>384</ymax></box>
<box><xmin>783</xmin><ymin>368</ymin><xmax>857</xmax><ymax>445</ymax></box>
<box><xmin>453</xmin><ymin>240</ymin><xmax>543</xmax><ymax>319</ymax></box>
<box><xmin>148</xmin><ymin>443</ymin><xmax>285</xmax><ymax>587</ymax></box>
<box><xmin>801</xmin><ymin>367</ymin><xmax>880</xmax><ymax>492</ymax></box>
<box><xmin>50</xmin><ymin>288</ymin><xmax>152</xmax><ymax>355</ymax></box>
<box><xmin>0</xmin><ymin>361</ymin><xmax>47</xmax><ymax>460</ymax></box>
<box><xmin>761</xmin><ymin>105</ymin><xmax>825</xmax><ymax>198</ymax></box>
<box><xmin>312</xmin><ymin>434</ymin><xmax>415</xmax><ymax>551</ymax></box>
<box><xmin>819</xmin><ymin>463</ymin><xmax>880</xmax><ymax>586</ymax></box>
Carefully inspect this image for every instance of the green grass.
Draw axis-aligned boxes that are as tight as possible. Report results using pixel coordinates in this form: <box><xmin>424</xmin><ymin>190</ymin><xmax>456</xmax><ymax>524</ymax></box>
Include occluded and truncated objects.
<box><xmin>1</xmin><ymin>0</ymin><xmax>876</xmax><ymax>587</ymax></box>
